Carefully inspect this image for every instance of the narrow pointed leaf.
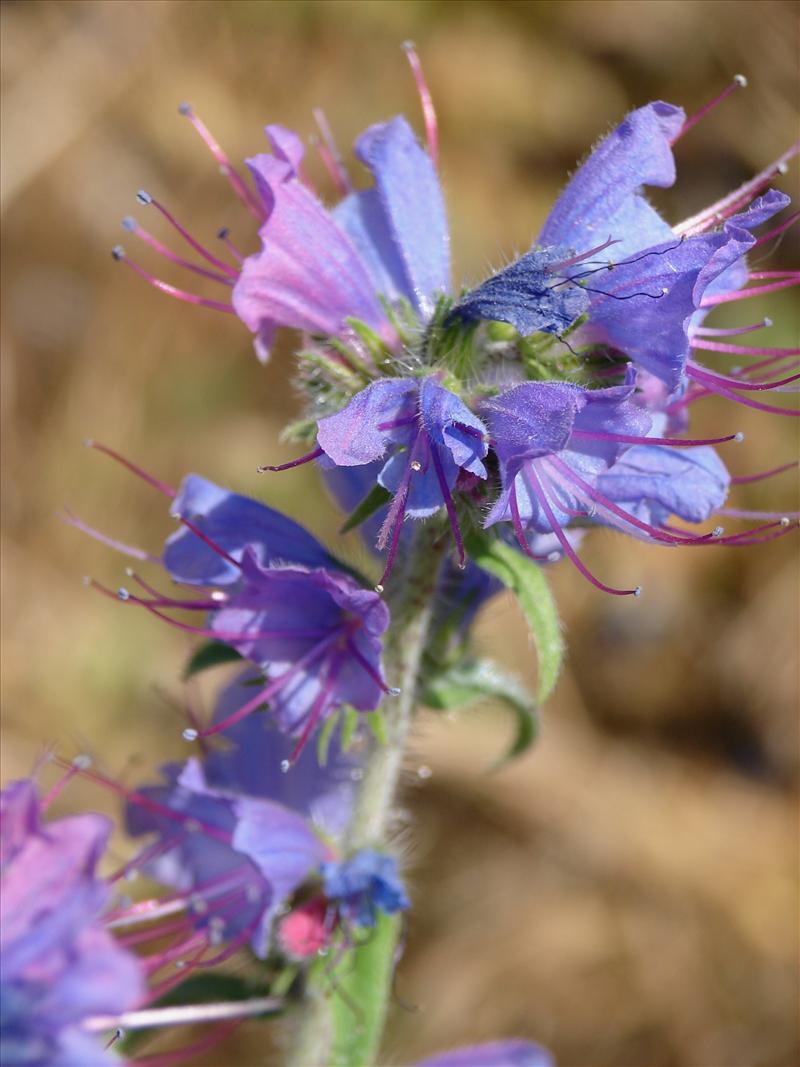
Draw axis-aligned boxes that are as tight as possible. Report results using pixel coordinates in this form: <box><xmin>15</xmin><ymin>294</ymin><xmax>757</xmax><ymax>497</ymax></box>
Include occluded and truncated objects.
<box><xmin>340</xmin><ymin>483</ymin><xmax>392</xmax><ymax>535</ymax></box>
<box><xmin>464</xmin><ymin>531</ymin><xmax>563</xmax><ymax>704</ymax></box>
<box><xmin>423</xmin><ymin>656</ymin><xmax>538</xmax><ymax>765</ymax></box>
<box><xmin>183</xmin><ymin>640</ymin><xmax>244</xmax><ymax>679</ymax></box>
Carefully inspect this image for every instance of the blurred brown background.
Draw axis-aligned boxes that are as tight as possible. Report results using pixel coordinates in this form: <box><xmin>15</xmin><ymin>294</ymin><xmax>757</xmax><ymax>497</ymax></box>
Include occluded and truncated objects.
<box><xmin>2</xmin><ymin>2</ymin><xmax>799</xmax><ymax>1065</ymax></box>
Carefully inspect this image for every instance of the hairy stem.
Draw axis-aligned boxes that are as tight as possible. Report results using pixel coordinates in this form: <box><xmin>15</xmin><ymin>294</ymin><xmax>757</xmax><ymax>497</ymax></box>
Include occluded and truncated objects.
<box><xmin>288</xmin><ymin>520</ymin><xmax>449</xmax><ymax>1067</ymax></box>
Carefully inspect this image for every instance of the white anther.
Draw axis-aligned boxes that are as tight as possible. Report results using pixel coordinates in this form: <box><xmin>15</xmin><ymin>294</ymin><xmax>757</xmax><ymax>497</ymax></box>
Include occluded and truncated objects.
<box><xmin>374</xmin><ymin>583</ymin><xmax>385</xmax><ymax>594</ymax></box>
<box><xmin>280</xmin><ymin>759</ymin><xmax>290</xmax><ymax>773</ymax></box>
<box><xmin>117</xmin><ymin>587</ymin><xmax>130</xmax><ymax>601</ymax></box>
<box><xmin>733</xmin><ymin>74</ymin><xmax>748</xmax><ymax>88</ymax></box>
<box><xmin>734</xmin><ymin>431</ymin><xmax>745</xmax><ymax>443</ymax></box>
<box><xmin>72</xmin><ymin>753</ymin><xmax>92</xmax><ymax>770</ymax></box>
<box><xmin>136</xmin><ymin>189</ymin><xmax>152</xmax><ymax>205</ymax></box>
<box><xmin>417</xmin><ymin>765</ymin><xmax>433</xmax><ymax>780</ymax></box>
<box><xmin>182</xmin><ymin>728</ymin><xmax>199</xmax><ymax>742</ymax></box>
<box><xmin>712</xmin><ymin>526</ymin><xmax>724</xmax><ymax>538</ymax></box>
<box><xmin>410</xmin><ymin>460</ymin><xmax>422</xmax><ymax>472</ymax></box>
<box><xmin>633</xmin><ymin>586</ymin><xmax>643</xmax><ymax>598</ymax></box>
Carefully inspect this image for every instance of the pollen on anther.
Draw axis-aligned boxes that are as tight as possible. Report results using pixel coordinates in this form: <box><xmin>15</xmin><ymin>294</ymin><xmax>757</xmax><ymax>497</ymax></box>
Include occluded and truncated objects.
<box><xmin>111</xmin><ymin>245</ymin><xmax>125</xmax><ymax>261</ymax></box>
<box><xmin>122</xmin><ymin>216</ymin><xmax>137</xmax><ymax>232</ymax></box>
<box><xmin>182</xmin><ymin>728</ymin><xmax>199</xmax><ymax>742</ymax></box>
<box><xmin>178</xmin><ymin>102</ymin><xmax>193</xmax><ymax>117</ymax></box>
<box><xmin>633</xmin><ymin>586</ymin><xmax>643</xmax><ymax>598</ymax></box>
<box><xmin>280</xmin><ymin>759</ymin><xmax>291</xmax><ymax>773</ymax></box>
<box><xmin>73</xmin><ymin>753</ymin><xmax>92</xmax><ymax>770</ymax></box>
<box><xmin>410</xmin><ymin>460</ymin><xmax>422</xmax><ymax>472</ymax></box>
<box><xmin>733</xmin><ymin>73</ymin><xmax>748</xmax><ymax>88</ymax></box>
<box><xmin>712</xmin><ymin>526</ymin><xmax>724</xmax><ymax>538</ymax></box>
<box><xmin>136</xmin><ymin>190</ymin><xmax>153</xmax><ymax>205</ymax></box>
<box><xmin>734</xmin><ymin>431</ymin><xmax>745</xmax><ymax>443</ymax></box>
<box><xmin>374</xmin><ymin>583</ymin><xmax>385</xmax><ymax>594</ymax></box>
<box><xmin>780</xmin><ymin>517</ymin><xmax>791</xmax><ymax>527</ymax></box>
<box><xmin>388</xmin><ymin>687</ymin><xmax>401</xmax><ymax>696</ymax></box>
<box><xmin>117</xmin><ymin>587</ymin><xmax>131</xmax><ymax>601</ymax></box>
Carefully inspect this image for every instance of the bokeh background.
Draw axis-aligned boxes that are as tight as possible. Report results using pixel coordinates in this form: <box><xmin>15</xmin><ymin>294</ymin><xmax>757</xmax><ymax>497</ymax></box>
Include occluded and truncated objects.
<box><xmin>2</xmin><ymin>1</ymin><xmax>798</xmax><ymax>1065</ymax></box>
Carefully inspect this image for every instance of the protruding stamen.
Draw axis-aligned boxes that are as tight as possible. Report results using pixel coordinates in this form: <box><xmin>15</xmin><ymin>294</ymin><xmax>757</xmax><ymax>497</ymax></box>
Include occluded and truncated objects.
<box><xmin>525</xmin><ymin>465</ymin><xmax>641</xmax><ymax>596</ymax></box>
<box><xmin>179</xmin><ymin>103</ymin><xmax>265</xmax><ymax>220</ymax></box>
<box><xmin>688</xmin><ymin>363</ymin><xmax>800</xmax><ymax>392</ymax></box>
<box><xmin>700</xmin><ymin>276</ymin><xmax>800</xmax><ymax>307</ymax></box>
<box><xmin>312</xmin><ymin>109</ymin><xmax>352</xmax><ymax>197</ymax></box>
<box><xmin>570</xmin><ymin>429</ymin><xmax>744</xmax><ymax>448</ymax></box>
<box><xmin>287</xmin><ymin>655</ymin><xmax>342</xmax><ymax>766</ymax></box>
<box><xmin>547</xmin><ymin>236</ymin><xmax>619</xmax><ymax>273</ymax></box>
<box><xmin>752</xmin><ymin>210</ymin><xmax>800</xmax><ymax>248</ymax></box>
<box><xmin>671</xmin><ymin>75</ymin><xmax>747</xmax><ymax>144</ymax></box>
<box><xmin>258</xmin><ymin>446</ymin><xmax>323</xmax><ymax>473</ymax></box>
<box><xmin>429</xmin><ymin>445</ymin><xmax>466</xmax><ymax>568</ymax></box>
<box><xmin>177</xmin><ymin>516</ymin><xmax>241</xmax><ymax>569</ymax></box>
<box><xmin>217</xmin><ymin>226</ymin><xmax>245</xmax><ymax>264</ymax></box>
<box><xmin>112</xmin><ymin>247</ymin><xmax>236</xmax><ymax>313</ymax></box>
<box><xmin>83</xmin><ymin>440</ymin><xmax>176</xmax><ymax>497</ymax></box>
<box><xmin>136</xmin><ymin>191</ymin><xmax>240</xmax><ymax>275</ymax></box>
<box><xmin>122</xmin><ymin>216</ymin><xmax>236</xmax><ymax>285</ymax></box>
<box><xmin>63</xmin><ymin>508</ymin><xmax>157</xmax><ymax>562</ymax></box>
<box><xmin>691</xmin><ymin>338</ymin><xmax>798</xmax><ymax>357</ymax></box>
<box><xmin>403</xmin><ymin>41</ymin><xmax>438</xmax><ymax>167</ymax></box>
<box><xmin>346</xmin><ymin>639</ymin><xmax>395</xmax><ymax>696</ymax></box>
<box><xmin>731</xmin><ymin>460</ymin><xmax>798</xmax><ymax>485</ymax></box>
<box><xmin>676</xmin><ymin>142</ymin><xmax>800</xmax><ymax>236</ymax></box>
<box><xmin>693</xmin><ymin>318</ymin><xmax>772</xmax><ymax>337</ymax></box>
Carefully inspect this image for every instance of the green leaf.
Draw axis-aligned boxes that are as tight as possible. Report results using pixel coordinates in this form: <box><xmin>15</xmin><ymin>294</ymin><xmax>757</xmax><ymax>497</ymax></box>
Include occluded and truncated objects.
<box><xmin>316</xmin><ymin>708</ymin><xmax>340</xmax><ymax>766</ymax></box>
<box><xmin>423</xmin><ymin>656</ymin><xmax>538</xmax><ymax>765</ymax></box>
<box><xmin>340</xmin><ymin>706</ymin><xmax>360</xmax><ymax>751</ymax></box>
<box><xmin>328</xmin><ymin>912</ymin><xmax>400</xmax><ymax>1067</ymax></box>
<box><xmin>365</xmin><ymin>710</ymin><xmax>387</xmax><ymax>745</ymax></box>
<box><xmin>183</xmin><ymin>641</ymin><xmax>243</xmax><ymax>679</ymax></box>
<box><xmin>340</xmin><ymin>483</ymin><xmax>392</xmax><ymax>535</ymax></box>
<box><xmin>464</xmin><ymin>530</ymin><xmax>564</xmax><ymax>705</ymax></box>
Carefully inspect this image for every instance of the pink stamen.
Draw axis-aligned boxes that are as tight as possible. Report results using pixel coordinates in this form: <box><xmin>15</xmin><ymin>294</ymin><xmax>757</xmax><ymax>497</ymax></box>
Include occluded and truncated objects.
<box><xmin>671</xmin><ymin>75</ymin><xmax>747</xmax><ymax>144</ymax></box>
<box><xmin>752</xmin><ymin>210</ymin><xmax>800</xmax><ymax>247</ymax></box>
<box><xmin>287</xmin><ymin>654</ymin><xmax>342</xmax><ymax>765</ymax></box>
<box><xmin>547</xmin><ymin>236</ymin><xmax>619</xmax><ymax>273</ymax></box>
<box><xmin>119</xmin><ymin>916</ymin><xmax>192</xmax><ymax>948</ymax></box>
<box><xmin>570</xmin><ymin>428</ymin><xmax>743</xmax><ymax>448</ymax></box>
<box><xmin>683</xmin><ymin>380</ymin><xmax>800</xmax><ymax>416</ymax></box>
<box><xmin>137</xmin><ymin>191</ymin><xmax>240</xmax><ymax>275</ymax></box>
<box><xmin>403</xmin><ymin>41</ymin><xmax>438</xmax><ymax>167</ymax></box>
<box><xmin>197</xmin><ymin>632</ymin><xmax>342</xmax><ymax>737</ymax></box>
<box><xmin>377</xmin><ymin>416</ymin><xmax>418</xmax><ymax>432</ymax></box>
<box><xmin>112</xmin><ymin>247</ymin><xmax>235</xmax><ymax>313</ymax></box>
<box><xmin>178</xmin><ymin>104</ymin><xmax>265</xmax><ymax>221</ymax></box>
<box><xmin>717</xmin><ymin>508</ymin><xmax>797</xmax><ymax>522</ymax></box>
<box><xmin>731</xmin><ymin>461</ymin><xmax>798</xmax><ymax>485</ymax></box>
<box><xmin>312</xmin><ymin>109</ymin><xmax>352</xmax><ymax>197</ymax></box>
<box><xmin>217</xmin><ymin>227</ymin><xmax>245</xmax><ymax>264</ymax></box>
<box><xmin>258</xmin><ymin>445</ymin><xmax>323</xmax><ymax>473</ymax></box>
<box><xmin>508</xmin><ymin>480</ymin><xmax>551</xmax><ymax>562</ymax></box>
<box><xmin>524</xmin><ymin>464</ymin><xmax>641</xmax><ymax>596</ymax></box>
<box><xmin>688</xmin><ymin>363</ymin><xmax>800</xmax><ymax>392</ymax></box>
<box><xmin>53</xmin><ymin>757</ymin><xmax>231</xmax><ymax>844</ymax></box>
<box><xmin>178</xmin><ymin>516</ymin><xmax>241</xmax><ymax>569</ymax></box>
<box><xmin>675</xmin><ymin>142</ymin><xmax>800</xmax><ymax>237</ymax></box>
<box><xmin>693</xmin><ymin>319</ymin><xmax>771</xmax><ymax>337</ymax></box>
<box><xmin>700</xmin><ymin>276</ymin><xmax>800</xmax><ymax>307</ymax></box>
<box><xmin>39</xmin><ymin>759</ymin><xmax>88</xmax><ymax>810</ymax></box>
<box><xmin>83</xmin><ymin>440</ymin><xmax>176</xmax><ymax>497</ymax></box>
<box><xmin>430</xmin><ymin>444</ymin><xmax>466</xmax><ymax>568</ymax></box>
<box><xmin>375</xmin><ymin>432</ymin><xmax>425</xmax><ymax>588</ymax></box>
<box><xmin>123</xmin><ymin>217</ymin><xmax>235</xmax><ymax>285</ymax></box>
<box><xmin>691</xmin><ymin>338</ymin><xmax>799</xmax><ymax>357</ymax></box>
<box><xmin>143</xmin><ymin>930</ymin><xmax>208</xmax><ymax>975</ymax></box>
<box><xmin>545</xmin><ymin>457</ymin><xmax>719</xmax><ymax>547</ymax></box>
<box><xmin>64</xmin><ymin>508</ymin><xmax>156</xmax><ymax>562</ymax></box>
<box><xmin>346</xmin><ymin>638</ymin><xmax>397</xmax><ymax>696</ymax></box>
<box><xmin>123</xmin><ymin>596</ymin><xmax>335</xmax><ymax>644</ymax></box>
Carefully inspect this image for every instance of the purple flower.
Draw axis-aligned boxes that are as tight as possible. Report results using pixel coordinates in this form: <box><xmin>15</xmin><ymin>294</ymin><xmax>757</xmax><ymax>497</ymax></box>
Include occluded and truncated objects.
<box><xmin>1</xmin><ymin>779</ymin><xmax>144</xmax><ymax>1066</ymax></box>
<box><xmin>321</xmin><ymin>848</ymin><xmax>409</xmax><ymax>928</ymax></box>
<box><xmin>124</xmin><ymin>758</ymin><xmax>329</xmax><ymax>961</ymax></box>
<box><xmin>72</xmin><ymin>456</ymin><xmax>392</xmax><ymax>753</ymax></box>
<box><xmin>481</xmin><ymin>377</ymin><xmax>746</xmax><ymax>595</ymax></box>
<box><xmin>416</xmin><ymin>1040</ymin><xmax>554</xmax><ymax>1067</ymax></box>
<box><xmin>277</xmin><ymin>376</ymin><xmax>489</xmax><ymax>586</ymax></box>
<box><xmin>415</xmin><ymin>1040</ymin><xmax>554</xmax><ymax>1067</ymax></box>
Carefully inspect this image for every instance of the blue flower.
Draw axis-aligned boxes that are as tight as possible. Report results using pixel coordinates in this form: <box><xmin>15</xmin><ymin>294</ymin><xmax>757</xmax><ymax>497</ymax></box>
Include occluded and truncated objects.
<box><xmin>321</xmin><ymin>848</ymin><xmax>409</xmax><ymax>928</ymax></box>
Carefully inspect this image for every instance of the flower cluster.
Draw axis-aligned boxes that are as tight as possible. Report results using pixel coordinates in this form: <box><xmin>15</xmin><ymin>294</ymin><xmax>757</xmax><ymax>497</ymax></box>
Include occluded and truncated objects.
<box><xmin>115</xmin><ymin>64</ymin><xmax>797</xmax><ymax>601</ymax></box>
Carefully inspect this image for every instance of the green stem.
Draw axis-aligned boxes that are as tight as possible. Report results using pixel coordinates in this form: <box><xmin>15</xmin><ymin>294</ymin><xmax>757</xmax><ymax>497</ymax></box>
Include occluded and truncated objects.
<box><xmin>288</xmin><ymin>520</ymin><xmax>449</xmax><ymax>1067</ymax></box>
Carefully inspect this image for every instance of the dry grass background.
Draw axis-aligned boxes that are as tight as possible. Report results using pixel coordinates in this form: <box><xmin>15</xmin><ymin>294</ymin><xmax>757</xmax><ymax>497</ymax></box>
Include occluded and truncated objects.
<box><xmin>1</xmin><ymin>2</ymin><xmax>799</xmax><ymax>1065</ymax></box>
